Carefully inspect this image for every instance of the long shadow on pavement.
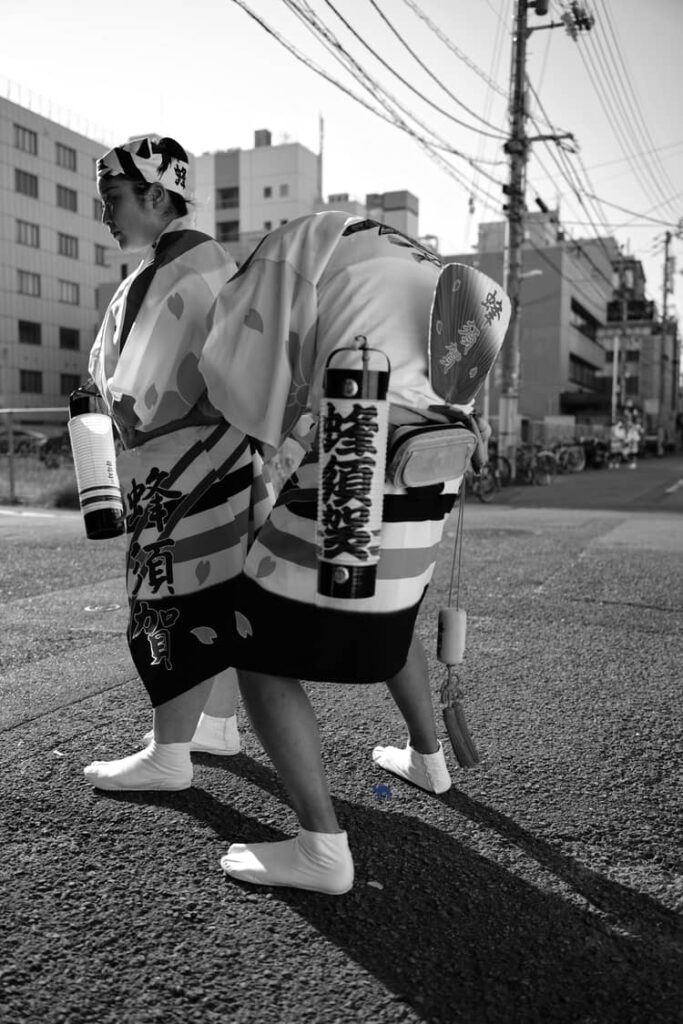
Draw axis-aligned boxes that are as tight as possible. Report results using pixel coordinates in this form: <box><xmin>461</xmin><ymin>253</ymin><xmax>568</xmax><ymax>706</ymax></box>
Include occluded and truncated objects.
<box><xmin>110</xmin><ymin>753</ymin><xmax>682</xmax><ymax>1024</ymax></box>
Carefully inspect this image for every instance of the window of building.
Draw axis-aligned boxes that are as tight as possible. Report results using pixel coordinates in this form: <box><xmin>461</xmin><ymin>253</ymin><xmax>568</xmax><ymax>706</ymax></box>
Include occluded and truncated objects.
<box><xmin>263</xmin><ymin>220</ymin><xmax>272</xmax><ymax>231</ymax></box>
<box><xmin>18</xmin><ymin>270</ymin><xmax>41</xmax><ymax>296</ymax></box>
<box><xmin>16</xmin><ymin>220</ymin><xmax>40</xmax><ymax>248</ymax></box>
<box><xmin>568</xmin><ymin>354</ymin><xmax>599</xmax><ymax>389</ymax></box>
<box><xmin>59</xmin><ymin>327</ymin><xmax>80</xmax><ymax>350</ymax></box>
<box><xmin>15</xmin><ymin>168</ymin><xmax>38</xmax><ymax>198</ymax></box>
<box><xmin>58</xmin><ymin>280</ymin><xmax>79</xmax><ymax>305</ymax></box>
<box><xmin>93</xmin><ymin>196</ymin><xmax>103</xmax><ymax>220</ymax></box>
<box><xmin>263</xmin><ymin>186</ymin><xmax>272</xmax><ymax>198</ymax></box>
<box><xmin>14</xmin><ymin>123</ymin><xmax>38</xmax><ymax>155</ymax></box>
<box><xmin>56</xmin><ymin>142</ymin><xmax>77</xmax><ymax>171</ymax></box>
<box><xmin>216</xmin><ymin>187</ymin><xmax>239</xmax><ymax>209</ymax></box>
<box><xmin>94</xmin><ymin>244</ymin><xmax>108</xmax><ymax>266</ymax></box>
<box><xmin>18</xmin><ymin>320</ymin><xmax>42</xmax><ymax>346</ymax></box>
<box><xmin>570</xmin><ymin>298</ymin><xmax>600</xmax><ymax>343</ymax></box>
<box><xmin>279</xmin><ymin>184</ymin><xmax>289</xmax><ymax>197</ymax></box>
<box><xmin>20</xmin><ymin>369</ymin><xmax>43</xmax><ymax>394</ymax></box>
<box><xmin>56</xmin><ymin>184</ymin><xmax>78</xmax><ymax>212</ymax></box>
<box><xmin>216</xmin><ymin>221</ymin><xmax>239</xmax><ymax>243</ymax></box>
<box><xmin>58</xmin><ymin>233</ymin><xmax>79</xmax><ymax>259</ymax></box>
<box><xmin>605</xmin><ymin>349</ymin><xmax>640</xmax><ymax>364</ymax></box>
<box><xmin>60</xmin><ymin>372</ymin><xmax>81</xmax><ymax>396</ymax></box>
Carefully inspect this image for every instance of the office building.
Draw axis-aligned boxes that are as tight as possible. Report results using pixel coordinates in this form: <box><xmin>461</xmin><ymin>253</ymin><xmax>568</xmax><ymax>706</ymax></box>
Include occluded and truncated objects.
<box><xmin>0</xmin><ymin>96</ymin><xmax>117</xmax><ymax>412</ymax></box>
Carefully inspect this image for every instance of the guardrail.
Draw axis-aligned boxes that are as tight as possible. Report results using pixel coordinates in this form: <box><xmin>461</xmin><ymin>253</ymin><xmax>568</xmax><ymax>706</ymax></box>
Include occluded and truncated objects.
<box><xmin>0</xmin><ymin>407</ymin><xmax>69</xmax><ymax>504</ymax></box>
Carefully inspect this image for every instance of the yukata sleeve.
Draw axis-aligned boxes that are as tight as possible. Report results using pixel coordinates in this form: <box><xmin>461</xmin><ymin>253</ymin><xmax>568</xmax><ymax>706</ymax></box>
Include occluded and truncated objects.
<box><xmin>199</xmin><ymin>256</ymin><xmax>319</xmax><ymax>455</ymax></box>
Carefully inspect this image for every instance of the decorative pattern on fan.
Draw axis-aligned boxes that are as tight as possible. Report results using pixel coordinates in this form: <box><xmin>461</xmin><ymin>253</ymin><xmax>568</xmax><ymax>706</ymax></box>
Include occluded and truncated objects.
<box><xmin>429</xmin><ymin>263</ymin><xmax>511</xmax><ymax>406</ymax></box>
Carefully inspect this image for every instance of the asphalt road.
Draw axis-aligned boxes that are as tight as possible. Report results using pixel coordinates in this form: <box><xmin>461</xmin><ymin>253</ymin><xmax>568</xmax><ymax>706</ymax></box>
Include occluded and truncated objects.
<box><xmin>1</xmin><ymin>458</ymin><xmax>681</xmax><ymax>1024</ymax></box>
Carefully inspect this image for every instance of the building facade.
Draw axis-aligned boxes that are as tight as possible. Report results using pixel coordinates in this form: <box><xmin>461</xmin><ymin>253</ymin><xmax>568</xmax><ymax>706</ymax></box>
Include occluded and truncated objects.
<box><xmin>446</xmin><ymin>210</ymin><xmax>678</xmax><ymax>441</ymax></box>
<box><xmin>0</xmin><ymin>96</ymin><xmax>117</xmax><ymax>413</ymax></box>
<box><xmin>194</xmin><ymin>129</ymin><xmax>421</xmax><ymax>266</ymax></box>
<box><xmin>446</xmin><ymin>211</ymin><xmax>613</xmax><ymax>437</ymax></box>
<box><xmin>593</xmin><ymin>243</ymin><xmax>678</xmax><ymax>443</ymax></box>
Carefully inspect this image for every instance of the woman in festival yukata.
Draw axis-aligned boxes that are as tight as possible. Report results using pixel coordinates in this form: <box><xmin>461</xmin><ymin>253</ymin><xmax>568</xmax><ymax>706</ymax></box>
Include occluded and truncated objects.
<box><xmin>198</xmin><ymin>211</ymin><xmax>510</xmax><ymax>895</ymax></box>
<box><xmin>83</xmin><ymin>136</ymin><xmax>272</xmax><ymax>792</ymax></box>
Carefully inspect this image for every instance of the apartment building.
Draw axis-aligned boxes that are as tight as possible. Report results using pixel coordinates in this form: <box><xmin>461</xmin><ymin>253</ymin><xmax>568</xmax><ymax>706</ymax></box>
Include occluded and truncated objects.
<box><xmin>194</xmin><ymin>129</ymin><xmax>421</xmax><ymax>265</ymax></box>
<box><xmin>0</xmin><ymin>96</ymin><xmax>117</xmax><ymax>412</ymax></box>
<box><xmin>591</xmin><ymin>240</ymin><xmax>677</xmax><ymax>440</ymax></box>
<box><xmin>446</xmin><ymin>211</ymin><xmax>614</xmax><ymax>434</ymax></box>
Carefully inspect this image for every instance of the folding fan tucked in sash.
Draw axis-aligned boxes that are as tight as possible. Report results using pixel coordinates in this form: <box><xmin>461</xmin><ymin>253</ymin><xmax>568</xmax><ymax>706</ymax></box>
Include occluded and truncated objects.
<box><xmin>429</xmin><ymin>264</ymin><xmax>511</xmax><ymax>406</ymax></box>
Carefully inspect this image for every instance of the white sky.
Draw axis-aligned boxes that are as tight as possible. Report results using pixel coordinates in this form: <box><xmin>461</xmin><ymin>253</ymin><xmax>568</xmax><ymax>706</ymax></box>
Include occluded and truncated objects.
<box><xmin>3</xmin><ymin>0</ymin><xmax>682</xmax><ymax>311</ymax></box>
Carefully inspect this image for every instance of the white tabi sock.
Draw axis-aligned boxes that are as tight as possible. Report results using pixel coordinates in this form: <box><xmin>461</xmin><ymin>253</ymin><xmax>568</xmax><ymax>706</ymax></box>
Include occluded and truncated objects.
<box><xmin>372</xmin><ymin>740</ymin><xmax>452</xmax><ymax>794</ymax></box>
<box><xmin>84</xmin><ymin>741</ymin><xmax>193</xmax><ymax>791</ymax></box>
<box><xmin>193</xmin><ymin>713</ymin><xmax>241</xmax><ymax>754</ymax></box>
<box><xmin>142</xmin><ymin>714</ymin><xmax>240</xmax><ymax>755</ymax></box>
<box><xmin>220</xmin><ymin>828</ymin><xmax>354</xmax><ymax>895</ymax></box>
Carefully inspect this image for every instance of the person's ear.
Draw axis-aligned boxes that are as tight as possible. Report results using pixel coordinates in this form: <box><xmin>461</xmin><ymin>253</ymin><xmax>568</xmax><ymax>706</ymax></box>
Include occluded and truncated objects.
<box><xmin>147</xmin><ymin>182</ymin><xmax>166</xmax><ymax>209</ymax></box>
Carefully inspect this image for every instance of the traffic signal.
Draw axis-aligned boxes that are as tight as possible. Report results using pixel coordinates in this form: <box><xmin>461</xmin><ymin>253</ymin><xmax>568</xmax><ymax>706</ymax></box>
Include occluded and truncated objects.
<box><xmin>533</xmin><ymin>1</ymin><xmax>550</xmax><ymax>15</ymax></box>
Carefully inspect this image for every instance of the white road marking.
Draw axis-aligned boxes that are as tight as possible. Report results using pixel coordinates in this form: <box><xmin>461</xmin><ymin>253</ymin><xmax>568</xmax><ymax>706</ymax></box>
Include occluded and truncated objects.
<box><xmin>0</xmin><ymin>508</ymin><xmax>56</xmax><ymax>517</ymax></box>
<box><xmin>664</xmin><ymin>478</ymin><xmax>683</xmax><ymax>494</ymax></box>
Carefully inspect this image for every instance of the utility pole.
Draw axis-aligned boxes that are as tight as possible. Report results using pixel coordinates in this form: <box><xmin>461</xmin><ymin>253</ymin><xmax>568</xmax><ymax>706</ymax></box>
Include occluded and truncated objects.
<box><xmin>611</xmin><ymin>251</ymin><xmax>629</xmax><ymax>423</ymax></box>
<box><xmin>498</xmin><ymin>0</ymin><xmax>528</xmax><ymax>469</ymax></box>
<box><xmin>499</xmin><ymin>0</ymin><xmax>594</xmax><ymax>473</ymax></box>
<box><xmin>660</xmin><ymin>230</ymin><xmax>672</xmax><ymax>428</ymax></box>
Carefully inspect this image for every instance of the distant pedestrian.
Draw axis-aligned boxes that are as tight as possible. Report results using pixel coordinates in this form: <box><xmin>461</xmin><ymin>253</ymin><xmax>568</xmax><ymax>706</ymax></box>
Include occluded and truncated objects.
<box><xmin>625</xmin><ymin>413</ymin><xmax>643</xmax><ymax>469</ymax></box>
<box><xmin>609</xmin><ymin>418</ymin><xmax>627</xmax><ymax>469</ymax></box>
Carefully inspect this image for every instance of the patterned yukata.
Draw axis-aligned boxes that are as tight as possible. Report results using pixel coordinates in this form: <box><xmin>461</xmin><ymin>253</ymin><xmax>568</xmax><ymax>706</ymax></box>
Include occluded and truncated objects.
<box><xmin>89</xmin><ymin>217</ymin><xmax>273</xmax><ymax>706</ymax></box>
<box><xmin>199</xmin><ymin>212</ymin><xmax>469</xmax><ymax>684</ymax></box>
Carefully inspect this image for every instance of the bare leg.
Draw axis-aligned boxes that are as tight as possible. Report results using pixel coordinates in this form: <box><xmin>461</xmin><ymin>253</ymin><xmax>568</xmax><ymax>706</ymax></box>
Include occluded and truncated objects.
<box><xmin>373</xmin><ymin>634</ymin><xmax>451</xmax><ymax>794</ymax></box>
<box><xmin>142</xmin><ymin>669</ymin><xmax>240</xmax><ymax>753</ymax></box>
<box><xmin>154</xmin><ymin>676</ymin><xmax>215</xmax><ymax>743</ymax></box>
<box><xmin>237</xmin><ymin>671</ymin><xmax>339</xmax><ymax>833</ymax></box>
<box><xmin>203</xmin><ymin>667</ymin><xmax>239</xmax><ymax>718</ymax></box>
<box><xmin>385</xmin><ymin>635</ymin><xmax>439</xmax><ymax>754</ymax></box>
<box><xmin>220</xmin><ymin>671</ymin><xmax>354</xmax><ymax>894</ymax></box>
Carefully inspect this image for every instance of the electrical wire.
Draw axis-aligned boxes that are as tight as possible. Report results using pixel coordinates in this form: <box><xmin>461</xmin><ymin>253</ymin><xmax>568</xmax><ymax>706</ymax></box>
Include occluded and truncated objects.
<box><xmin>279</xmin><ymin>0</ymin><xmax>507</xmax><ymax>181</ymax></box>
<box><xmin>524</xmin><ymin>78</ymin><xmax>616</xmax><ymax>272</ymax></box>
<box><xmin>578</xmin><ymin>11</ymin><xmax>681</xmax><ymax>222</ymax></box>
<box><xmin>580</xmin><ymin>193</ymin><xmax>682</xmax><ymax>228</ymax></box>
<box><xmin>526</xmin><ymin>237</ymin><xmax>613</xmax><ymax>313</ymax></box>
<box><xmin>366</xmin><ymin>0</ymin><xmax>507</xmax><ymax>136</ymax></box>
<box><xmin>466</xmin><ymin>0</ymin><xmax>508</xmax><ymax>235</ymax></box>
<box><xmin>599</xmin><ymin>0</ymin><xmax>680</xmax><ymax>207</ymax></box>
<box><xmin>399</xmin><ymin>0</ymin><xmax>509</xmax><ymax>99</ymax></box>
<box><xmin>228</xmin><ymin>0</ymin><xmax>505</xmax><ymax>215</ymax></box>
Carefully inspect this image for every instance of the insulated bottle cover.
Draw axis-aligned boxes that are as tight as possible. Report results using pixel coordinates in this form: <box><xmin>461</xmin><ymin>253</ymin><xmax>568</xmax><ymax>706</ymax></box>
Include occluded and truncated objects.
<box><xmin>68</xmin><ymin>389</ymin><xmax>125</xmax><ymax>540</ymax></box>
<box><xmin>316</xmin><ymin>337</ymin><xmax>390</xmax><ymax>600</ymax></box>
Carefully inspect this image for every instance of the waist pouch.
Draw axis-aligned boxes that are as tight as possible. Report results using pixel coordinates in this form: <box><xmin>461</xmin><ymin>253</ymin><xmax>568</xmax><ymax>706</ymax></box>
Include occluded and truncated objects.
<box><xmin>386</xmin><ymin>421</ymin><xmax>479</xmax><ymax>488</ymax></box>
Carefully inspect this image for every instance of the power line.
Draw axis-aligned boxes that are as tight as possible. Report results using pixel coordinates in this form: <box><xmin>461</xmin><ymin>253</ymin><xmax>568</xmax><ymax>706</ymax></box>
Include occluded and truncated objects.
<box><xmin>579</xmin><ymin>13</ymin><xmax>681</xmax><ymax>221</ymax></box>
<box><xmin>583</xmin><ymin>139</ymin><xmax>683</xmax><ymax>173</ymax></box>
<box><xmin>278</xmin><ymin>0</ymin><xmax>507</xmax><ymax>186</ymax></box>
<box><xmin>581</xmin><ymin>193</ymin><xmax>683</xmax><ymax>227</ymax></box>
<box><xmin>366</xmin><ymin>0</ymin><xmax>507</xmax><ymax>136</ymax></box>
<box><xmin>279</xmin><ymin>0</ymin><xmax>507</xmax><ymax>179</ymax></box>
<box><xmin>399</xmin><ymin>0</ymin><xmax>508</xmax><ymax>99</ymax></box>
<box><xmin>229</xmin><ymin>0</ymin><xmax>505</xmax><ymax>213</ymax></box>
<box><xmin>600</xmin><ymin>0</ymin><xmax>680</xmax><ymax>205</ymax></box>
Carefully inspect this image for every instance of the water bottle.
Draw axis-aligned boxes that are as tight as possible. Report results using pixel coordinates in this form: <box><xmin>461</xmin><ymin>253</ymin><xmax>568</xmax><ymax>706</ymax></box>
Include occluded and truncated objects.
<box><xmin>68</xmin><ymin>387</ymin><xmax>125</xmax><ymax>540</ymax></box>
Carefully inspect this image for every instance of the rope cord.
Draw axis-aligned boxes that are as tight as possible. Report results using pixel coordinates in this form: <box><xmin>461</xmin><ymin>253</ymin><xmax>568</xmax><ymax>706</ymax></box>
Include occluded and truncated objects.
<box><xmin>447</xmin><ymin>481</ymin><xmax>466</xmax><ymax>610</ymax></box>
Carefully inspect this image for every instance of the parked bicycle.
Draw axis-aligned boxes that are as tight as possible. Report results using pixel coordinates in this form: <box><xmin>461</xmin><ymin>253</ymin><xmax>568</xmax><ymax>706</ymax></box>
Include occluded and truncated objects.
<box><xmin>464</xmin><ymin>462</ymin><xmax>499</xmax><ymax>503</ymax></box>
<box><xmin>548</xmin><ymin>438</ymin><xmax>587</xmax><ymax>474</ymax></box>
<box><xmin>515</xmin><ymin>443</ymin><xmax>558</xmax><ymax>485</ymax></box>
